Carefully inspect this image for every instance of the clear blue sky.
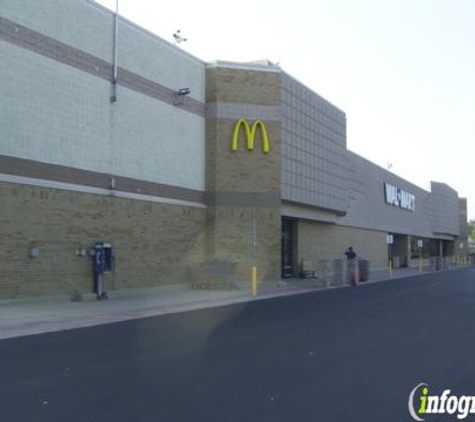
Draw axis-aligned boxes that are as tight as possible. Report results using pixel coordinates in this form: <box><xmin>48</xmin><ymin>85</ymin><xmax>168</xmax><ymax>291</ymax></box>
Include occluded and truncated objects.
<box><xmin>97</xmin><ymin>0</ymin><xmax>475</xmax><ymax>220</ymax></box>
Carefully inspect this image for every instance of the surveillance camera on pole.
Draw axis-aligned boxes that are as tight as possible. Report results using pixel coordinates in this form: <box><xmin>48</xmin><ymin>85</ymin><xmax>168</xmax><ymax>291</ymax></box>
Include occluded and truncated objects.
<box><xmin>173</xmin><ymin>30</ymin><xmax>188</xmax><ymax>45</ymax></box>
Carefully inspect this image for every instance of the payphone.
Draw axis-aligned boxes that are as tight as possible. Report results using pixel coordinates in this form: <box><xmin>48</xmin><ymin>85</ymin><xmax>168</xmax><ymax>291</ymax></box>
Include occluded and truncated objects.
<box><xmin>92</xmin><ymin>242</ymin><xmax>114</xmax><ymax>299</ymax></box>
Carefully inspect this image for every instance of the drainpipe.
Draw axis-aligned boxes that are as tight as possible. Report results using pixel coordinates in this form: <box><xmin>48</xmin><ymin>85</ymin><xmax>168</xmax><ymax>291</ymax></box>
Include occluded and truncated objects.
<box><xmin>111</xmin><ymin>0</ymin><xmax>119</xmax><ymax>103</ymax></box>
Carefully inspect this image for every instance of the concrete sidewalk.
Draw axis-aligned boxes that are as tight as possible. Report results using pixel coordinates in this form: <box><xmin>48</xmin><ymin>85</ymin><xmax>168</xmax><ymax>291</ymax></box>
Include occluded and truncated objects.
<box><xmin>0</xmin><ymin>265</ymin><xmax>468</xmax><ymax>340</ymax></box>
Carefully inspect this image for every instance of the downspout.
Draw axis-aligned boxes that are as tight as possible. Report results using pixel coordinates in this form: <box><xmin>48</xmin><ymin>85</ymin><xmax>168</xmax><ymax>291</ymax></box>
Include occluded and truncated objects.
<box><xmin>111</xmin><ymin>0</ymin><xmax>119</xmax><ymax>103</ymax></box>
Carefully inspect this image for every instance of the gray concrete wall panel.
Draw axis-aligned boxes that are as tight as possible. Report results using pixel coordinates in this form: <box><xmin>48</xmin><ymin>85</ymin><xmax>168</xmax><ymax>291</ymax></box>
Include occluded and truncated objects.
<box><xmin>1</xmin><ymin>0</ymin><xmax>205</xmax><ymax>102</ymax></box>
<box><xmin>339</xmin><ymin>152</ymin><xmax>459</xmax><ymax>238</ymax></box>
<box><xmin>281</xmin><ymin>73</ymin><xmax>349</xmax><ymax>213</ymax></box>
<box><xmin>0</xmin><ymin>1</ymin><xmax>206</xmax><ymax>191</ymax></box>
<box><xmin>429</xmin><ymin>182</ymin><xmax>459</xmax><ymax>236</ymax></box>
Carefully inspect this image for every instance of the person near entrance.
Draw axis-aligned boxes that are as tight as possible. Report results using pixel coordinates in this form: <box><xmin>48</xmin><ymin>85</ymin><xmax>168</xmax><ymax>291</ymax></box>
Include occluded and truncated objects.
<box><xmin>345</xmin><ymin>246</ymin><xmax>358</xmax><ymax>285</ymax></box>
<box><xmin>345</xmin><ymin>246</ymin><xmax>357</xmax><ymax>260</ymax></box>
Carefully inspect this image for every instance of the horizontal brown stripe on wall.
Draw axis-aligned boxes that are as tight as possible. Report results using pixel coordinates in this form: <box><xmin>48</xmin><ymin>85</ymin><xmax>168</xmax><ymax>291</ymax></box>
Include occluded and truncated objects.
<box><xmin>207</xmin><ymin>192</ymin><xmax>281</xmax><ymax>208</ymax></box>
<box><xmin>205</xmin><ymin>103</ymin><xmax>282</xmax><ymax>122</ymax></box>
<box><xmin>0</xmin><ymin>155</ymin><xmax>205</xmax><ymax>204</ymax></box>
<box><xmin>0</xmin><ymin>16</ymin><xmax>205</xmax><ymax>117</ymax></box>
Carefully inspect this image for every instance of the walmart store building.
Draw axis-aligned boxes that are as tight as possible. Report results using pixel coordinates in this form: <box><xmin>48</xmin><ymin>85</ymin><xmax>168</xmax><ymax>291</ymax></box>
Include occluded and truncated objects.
<box><xmin>0</xmin><ymin>0</ymin><xmax>469</xmax><ymax>298</ymax></box>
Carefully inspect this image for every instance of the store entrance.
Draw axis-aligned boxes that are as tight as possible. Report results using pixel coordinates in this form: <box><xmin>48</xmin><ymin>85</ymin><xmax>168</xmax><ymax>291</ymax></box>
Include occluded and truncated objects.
<box><xmin>281</xmin><ymin>218</ymin><xmax>296</xmax><ymax>278</ymax></box>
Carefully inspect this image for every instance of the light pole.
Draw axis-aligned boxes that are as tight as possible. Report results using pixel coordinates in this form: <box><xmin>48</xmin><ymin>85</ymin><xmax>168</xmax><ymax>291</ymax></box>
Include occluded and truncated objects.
<box><xmin>251</xmin><ymin>207</ymin><xmax>257</xmax><ymax>297</ymax></box>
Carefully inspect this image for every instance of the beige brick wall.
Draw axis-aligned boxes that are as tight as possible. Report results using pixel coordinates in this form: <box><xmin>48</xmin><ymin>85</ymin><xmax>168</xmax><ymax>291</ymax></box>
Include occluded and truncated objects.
<box><xmin>205</xmin><ymin>67</ymin><xmax>282</xmax><ymax>281</ymax></box>
<box><xmin>297</xmin><ymin>221</ymin><xmax>388</xmax><ymax>270</ymax></box>
<box><xmin>206</xmin><ymin>68</ymin><xmax>281</xmax><ymax>105</ymax></box>
<box><xmin>206</xmin><ymin>119</ymin><xmax>281</xmax><ymax>195</ymax></box>
<box><xmin>0</xmin><ymin>182</ymin><xmax>206</xmax><ymax>299</ymax></box>
<box><xmin>206</xmin><ymin>206</ymin><xmax>281</xmax><ymax>281</ymax></box>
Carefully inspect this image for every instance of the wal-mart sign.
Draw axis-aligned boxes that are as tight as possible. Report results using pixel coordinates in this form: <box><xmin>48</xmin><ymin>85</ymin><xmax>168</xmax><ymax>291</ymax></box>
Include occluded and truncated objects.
<box><xmin>384</xmin><ymin>183</ymin><xmax>415</xmax><ymax>212</ymax></box>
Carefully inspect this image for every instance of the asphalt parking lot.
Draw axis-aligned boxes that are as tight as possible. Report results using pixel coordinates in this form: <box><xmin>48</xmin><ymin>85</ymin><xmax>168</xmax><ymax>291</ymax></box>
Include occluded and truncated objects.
<box><xmin>1</xmin><ymin>267</ymin><xmax>475</xmax><ymax>421</ymax></box>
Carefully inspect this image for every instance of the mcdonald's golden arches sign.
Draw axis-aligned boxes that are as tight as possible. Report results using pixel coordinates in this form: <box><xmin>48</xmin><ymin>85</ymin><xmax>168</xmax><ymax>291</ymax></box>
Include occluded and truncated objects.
<box><xmin>231</xmin><ymin>118</ymin><xmax>270</xmax><ymax>154</ymax></box>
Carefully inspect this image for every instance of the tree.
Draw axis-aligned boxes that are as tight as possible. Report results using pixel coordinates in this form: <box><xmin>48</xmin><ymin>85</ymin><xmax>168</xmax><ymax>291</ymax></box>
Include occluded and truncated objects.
<box><xmin>468</xmin><ymin>219</ymin><xmax>475</xmax><ymax>241</ymax></box>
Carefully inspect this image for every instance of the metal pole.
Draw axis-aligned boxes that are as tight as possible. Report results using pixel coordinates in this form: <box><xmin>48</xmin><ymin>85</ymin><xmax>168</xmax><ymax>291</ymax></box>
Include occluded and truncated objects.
<box><xmin>388</xmin><ymin>243</ymin><xmax>392</xmax><ymax>279</ymax></box>
<box><xmin>252</xmin><ymin>207</ymin><xmax>256</xmax><ymax>261</ymax></box>
<box><xmin>251</xmin><ymin>207</ymin><xmax>257</xmax><ymax>297</ymax></box>
<box><xmin>111</xmin><ymin>0</ymin><xmax>119</xmax><ymax>102</ymax></box>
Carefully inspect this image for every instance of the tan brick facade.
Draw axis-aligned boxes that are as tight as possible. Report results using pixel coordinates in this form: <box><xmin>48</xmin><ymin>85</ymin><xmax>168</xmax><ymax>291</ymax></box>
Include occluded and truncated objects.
<box><xmin>205</xmin><ymin>67</ymin><xmax>282</xmax><ymax>281</ymax></box>
<box><xmin>297</xmin><ymin>221</ymin><xmax>388</xmax><ymax>270</ymax></box>
<box><xmin>0</xmin><ymin>182</ymin><xmax>206</xmax><ymax>299</ymax></box>
<box><xmin>206</xmin><ymin>67</ymin><xmax>281</xmax><ymax>105</ymax></box>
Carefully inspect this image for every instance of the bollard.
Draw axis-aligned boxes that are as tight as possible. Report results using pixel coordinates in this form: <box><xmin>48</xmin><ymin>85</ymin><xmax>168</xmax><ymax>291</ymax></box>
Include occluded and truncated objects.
<box><xmin>251</xmin><ymin>266</ymin><xmax>257</xmax><ymax>297</ymax></box>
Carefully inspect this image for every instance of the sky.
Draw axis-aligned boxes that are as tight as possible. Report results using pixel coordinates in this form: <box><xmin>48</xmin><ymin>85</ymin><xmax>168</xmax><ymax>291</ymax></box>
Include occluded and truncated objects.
<box><xmin>96</xmin><ymin>0</ymin><xmax>475</xmax><ymax>219</ymax></box>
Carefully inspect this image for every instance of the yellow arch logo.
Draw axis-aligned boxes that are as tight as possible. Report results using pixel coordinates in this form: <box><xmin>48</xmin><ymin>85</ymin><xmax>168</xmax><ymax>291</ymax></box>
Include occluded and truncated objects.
<box><xmin>231</xmin><ymin>118</ymin><xmax>270</xmax><ymax>154</ymax></box>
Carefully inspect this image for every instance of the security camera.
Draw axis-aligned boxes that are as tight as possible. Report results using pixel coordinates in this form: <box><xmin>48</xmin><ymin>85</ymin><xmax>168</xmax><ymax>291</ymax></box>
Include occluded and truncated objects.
<box><xmin>173</xmin><ymin>30</ymin><xmax>188</xmax><ymax>44</ymax></box>
<box><xmin>177</xmin><ymin>88</ymin><xmax>191</xmax><ymax>96</ymax></box>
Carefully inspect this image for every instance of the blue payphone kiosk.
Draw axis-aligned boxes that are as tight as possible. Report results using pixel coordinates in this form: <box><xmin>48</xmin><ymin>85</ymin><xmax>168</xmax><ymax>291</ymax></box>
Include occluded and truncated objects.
<box><xmin>93</xmin><ymin>242</ymin><xmax>114</xmax><ymax>299</ymax></box>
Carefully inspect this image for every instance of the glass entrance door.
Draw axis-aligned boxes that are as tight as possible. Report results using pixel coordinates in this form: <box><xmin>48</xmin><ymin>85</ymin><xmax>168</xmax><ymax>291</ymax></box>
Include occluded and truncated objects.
<box><xmin>281</xmin><ymin>218</ymin><xmax>295</xmax><ymax>278</ymax></box>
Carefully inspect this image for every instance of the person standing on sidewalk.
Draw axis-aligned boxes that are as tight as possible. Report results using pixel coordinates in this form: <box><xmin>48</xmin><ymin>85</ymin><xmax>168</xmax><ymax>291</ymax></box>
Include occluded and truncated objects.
<box><xmin>345</xmin><ymin>247</ymin><xmax>358</xmax><ymax>285</ymax></box>
<box><xmin>345</xmin><ymin>247</ymin><xmax>357</xmax><ymax>260</ymax></box>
